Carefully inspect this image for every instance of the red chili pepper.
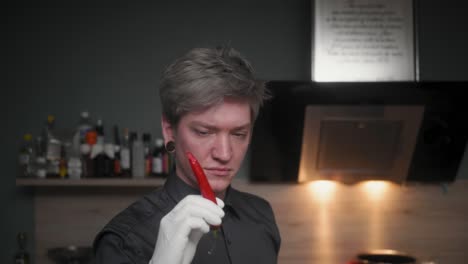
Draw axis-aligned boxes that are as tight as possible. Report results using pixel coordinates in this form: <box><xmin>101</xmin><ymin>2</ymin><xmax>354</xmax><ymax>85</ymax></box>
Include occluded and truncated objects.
<box><xmin>186</xmin><ymin>152</ymin><xmax>220</xmax><ymax>231</ymax></box>
<box><xmin>186</xmin><ymin>152</ymin><xmax>218</xmax><ymax>205</ymax></box>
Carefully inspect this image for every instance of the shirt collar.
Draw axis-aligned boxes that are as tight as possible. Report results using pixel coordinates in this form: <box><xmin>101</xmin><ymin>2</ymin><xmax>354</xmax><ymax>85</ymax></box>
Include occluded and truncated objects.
<box><xmin>164</xmin><ymin>170</ymin><xmax>200</xmax><ymax>203</ymax></box>
<box><xmin>222</xmin><ymin>186</ymin><xmax>240</xmax><ymax>219</ymax></box>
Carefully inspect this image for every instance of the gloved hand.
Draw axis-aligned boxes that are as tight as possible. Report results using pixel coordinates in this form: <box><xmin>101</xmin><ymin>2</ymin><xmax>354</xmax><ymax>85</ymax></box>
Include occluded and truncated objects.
<box><xmin>149</xmin><ymin>195</ymin><xmax>225</xmax><ymax>264</ymax></box>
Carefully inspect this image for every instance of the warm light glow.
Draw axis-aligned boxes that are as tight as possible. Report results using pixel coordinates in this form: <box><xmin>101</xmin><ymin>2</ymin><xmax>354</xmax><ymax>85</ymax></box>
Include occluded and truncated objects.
<box><xmin>361</xmin><ymin>181</ymin><xmax>390</xmax><ymax>201</ymax></box>
<box><xmin>307</xmin><ymin>180</ymin><xmax>337</xmax><ymax>203</ymax></box>
<box><xmin>359</xmin><ymin>181</ymin><xmax>392</xmax><ymax>249</ymax></box>
<box><xmin>306</xmin><ymin>180</ymin><xmax>338</xmax><ymax>264</ymax></box>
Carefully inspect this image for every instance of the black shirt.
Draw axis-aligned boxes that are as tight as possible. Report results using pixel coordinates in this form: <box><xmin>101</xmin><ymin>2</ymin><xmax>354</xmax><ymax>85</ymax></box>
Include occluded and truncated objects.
<box><xmin>93</xmin><ymin>173</ymin><xmax>281</xmax><ymax>264</ymax></box>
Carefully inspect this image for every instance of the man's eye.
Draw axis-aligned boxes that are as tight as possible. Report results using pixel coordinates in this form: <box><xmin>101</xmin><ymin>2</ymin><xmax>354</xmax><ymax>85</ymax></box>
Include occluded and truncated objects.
<box><xmin>195</xmin><ymin>130</ymin><xmax>210</xmax><ymax>136</ymax></box>
<box><xmin>233</xmin><ymin>132</ymin><xmax>247</xmax><ymax>139</ymax></box>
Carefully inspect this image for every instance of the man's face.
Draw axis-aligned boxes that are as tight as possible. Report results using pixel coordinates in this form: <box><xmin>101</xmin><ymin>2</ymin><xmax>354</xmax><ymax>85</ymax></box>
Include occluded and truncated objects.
<box><xmin>163</xmin><ymin>98</ymin><xmax>252</xmax><ymax>196</ymax></box>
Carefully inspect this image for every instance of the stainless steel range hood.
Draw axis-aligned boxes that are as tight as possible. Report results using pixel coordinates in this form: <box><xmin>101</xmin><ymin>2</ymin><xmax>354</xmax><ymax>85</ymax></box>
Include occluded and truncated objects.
<box><xmin>249</xmin><ymin>81</ymin><xmax>467</xmax><ymax>184</ymax></box>
<box><xmin>297</xmin><ymin>105</ymin><xmax>424</xmax><ymax>184</ymax></box>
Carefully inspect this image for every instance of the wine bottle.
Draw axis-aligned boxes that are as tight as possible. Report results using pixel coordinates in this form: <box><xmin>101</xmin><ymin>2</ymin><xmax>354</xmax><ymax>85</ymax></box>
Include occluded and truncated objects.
<box><xmin>143</xmin><ymin>133</ymin><xmax>152</xmax><ymax>177</ymax></box>
<box><xmin>151</xmin><ymin>138</ymin><xmax>166</xmax><ymax>177</ymax></box>
<box><xmin>131</xmin><ymin>133</ymin><xmax>145</xmax><ymax>178</ymax></box>
<box><xmin>120</xmin><ymin>128</ymin><xmax>131</xmax><ymax>177</ymax></box>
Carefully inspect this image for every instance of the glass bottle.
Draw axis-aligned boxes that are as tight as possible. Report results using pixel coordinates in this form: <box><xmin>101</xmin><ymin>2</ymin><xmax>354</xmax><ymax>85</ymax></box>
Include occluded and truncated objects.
<box><xmin>105</xmin><ymin>143</ymin><xmax>115</xmax><ymax>177</ymax></box>
<box><xmin>82</xmin><ymin>130</ymin><xmax>97</xmax><ymax>178</ymax></box>
<box><xmin>14</xmin><ymin>232</ymin><xmax>30</xmax><ymax>264</ymax></box>
<box><xmin>42</xmin><ymin>115</ymin><xmax>60</xmax><ymax>178</ymax></box>
<box><xmin>151</xmin><ymin>138</ymin><xmax>166</xmax><ymax>177</ymax></box>
<box><xmin>67</xmin><ymin>154</ymin><xmax>82</xmax><ymax>179</ymax></box>
<box><xmin>143</xmin><ymin>133</ymin><xmax>152</xmax><ymax>177</ymax></box>
<box><xmin>72</xmin><ymin>111</ymin><xmax>93</xmax><ymax>156</ymax></box>
<box><xmin>91</xmin><ymin>136</ymin><xmax>105</xmax><ymax>178</ymax></box>
<box><xmin>43</xmin><ymin>115</ymin><xmax>60</xmax><ymax>162</ymax></box>
<box><xmin>58</xmin><ymin>144</ymin><xmax>68</xmax><ymax>179</ymax></box>
<box><xmin>113</xmin><ymin>125</ymin><xmax>122</xmax><ymax>177</ymax></box>
<box><xmin>18</xmin><ymin>134</ymin><xmax>34</xmax><ymax>178</ymax></box>
<box><xmin>131</xmin><ymin>133</ymin><xmax>145</xmax><ymax>178</ymax></box>
<box><xmin>120</xmin><ymin>128</ymin><xmax>131</xmax><ymax>177</ymax></box>
<box><xmin>91</xmin><ymin>118</ymin><xmax>105</xmax><ymax>177</ymax></box>
<box><xmin>95</xmin><ymin>118</ymin><xmax>105</xmax><ymax>143</ymax></box>
<box><xmin>34</xmin><ymin>136</ymin><xmax>47</xmax><ymax>179</ymax></box>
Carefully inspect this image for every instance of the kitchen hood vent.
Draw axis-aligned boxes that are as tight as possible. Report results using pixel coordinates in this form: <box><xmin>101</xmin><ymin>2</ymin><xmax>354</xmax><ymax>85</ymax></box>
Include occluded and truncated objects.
<box><xmin>297</xmin><ymin>105</ymin><xmax>424</xmax><ymax>184</ymax></box>
<box><xmin>249</xmin><ymin>81</ymin><xmax>467</xmax><ymax>183</ymax></box>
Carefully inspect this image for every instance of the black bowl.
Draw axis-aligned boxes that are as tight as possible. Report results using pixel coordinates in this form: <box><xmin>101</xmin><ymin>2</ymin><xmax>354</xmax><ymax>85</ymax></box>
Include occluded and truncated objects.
<box><xmin>356</xmin><ymin>249</ymin><xmax>417</xmax><ymax>264</ymax></box>
<box><xmin>47</xmin><ymin>246</ymin><xmax>93</xmax><ymax>264</ymax></box>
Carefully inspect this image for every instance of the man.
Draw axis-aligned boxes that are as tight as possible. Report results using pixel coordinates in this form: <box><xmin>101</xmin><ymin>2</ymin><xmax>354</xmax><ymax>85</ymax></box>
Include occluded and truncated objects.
<box><xmin>93</xmin><ymin>46</ymin><xmax>281</xmax><ymax>264</ymax></box>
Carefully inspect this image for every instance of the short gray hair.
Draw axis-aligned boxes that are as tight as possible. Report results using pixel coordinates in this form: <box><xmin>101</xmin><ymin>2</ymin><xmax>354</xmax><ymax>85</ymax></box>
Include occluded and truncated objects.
<box><xmin>159</xmin><ymin>46</ymin><xmax>270</xmax><ymax>126</ymax></box>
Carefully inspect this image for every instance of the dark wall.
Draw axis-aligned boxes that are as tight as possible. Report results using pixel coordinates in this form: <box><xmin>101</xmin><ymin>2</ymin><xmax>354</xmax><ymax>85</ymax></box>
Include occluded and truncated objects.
<box><xmin>3</xmin><ymin>0</ymin><xmax>468</xmax><ymax>262</ymax></box>
<box><xmin>417</xmin><ymin>0</ymin><xmax>468</xmax><ymax>81</ymax></box>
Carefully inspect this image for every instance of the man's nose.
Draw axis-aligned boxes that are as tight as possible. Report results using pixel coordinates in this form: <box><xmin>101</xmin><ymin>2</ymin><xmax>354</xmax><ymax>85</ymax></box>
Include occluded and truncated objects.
<box><xmin>212</xmin><ymin>134</ymin><xmax>232</xmax><ymax>162</ymax></box>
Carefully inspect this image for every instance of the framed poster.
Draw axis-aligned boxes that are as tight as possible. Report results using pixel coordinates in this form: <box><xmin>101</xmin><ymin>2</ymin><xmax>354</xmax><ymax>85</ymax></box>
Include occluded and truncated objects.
<box><xmin>312</xmin><ymin>0</ymin><xmax>416</xmax><ymax>81</ymax></box>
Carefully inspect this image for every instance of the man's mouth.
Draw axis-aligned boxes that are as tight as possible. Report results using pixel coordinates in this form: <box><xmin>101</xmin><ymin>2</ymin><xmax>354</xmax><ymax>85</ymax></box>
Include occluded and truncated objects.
<box><xmin>205</xmin><ymin>167</ymin><xmax>232</xmax><ymax>177</ymax></box>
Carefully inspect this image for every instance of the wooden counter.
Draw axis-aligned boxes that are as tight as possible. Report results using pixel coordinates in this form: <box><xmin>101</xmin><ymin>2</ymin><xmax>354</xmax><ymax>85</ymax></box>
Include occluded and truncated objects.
<box><xmin>18</xmin><ymin>178</ymin><xmax>468</xmax><ymax>264</ymax></box>
<box><xmin>16</xmin><ymin>178</ymin><xmax>166</xmax><ymax>187</ymax></box>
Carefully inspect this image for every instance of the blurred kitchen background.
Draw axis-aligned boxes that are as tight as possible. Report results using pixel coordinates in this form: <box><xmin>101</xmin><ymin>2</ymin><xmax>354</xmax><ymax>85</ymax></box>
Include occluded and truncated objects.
<box><xmin>4</xmin><ymin>1</ymin><xmax>468</xmax><ymax>263</ymax></box>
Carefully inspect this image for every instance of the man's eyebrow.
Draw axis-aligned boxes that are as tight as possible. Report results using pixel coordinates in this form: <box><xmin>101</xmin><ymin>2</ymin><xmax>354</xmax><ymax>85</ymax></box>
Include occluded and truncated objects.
<box><xmin>232</xmin><ymin>123</ymin><xmax>252</xmax><ymax>130</ymax></box>
<box><xmin>190</xmin><ymin>121</ymin><xmax>251</xmax><ymax>130</ymax></box>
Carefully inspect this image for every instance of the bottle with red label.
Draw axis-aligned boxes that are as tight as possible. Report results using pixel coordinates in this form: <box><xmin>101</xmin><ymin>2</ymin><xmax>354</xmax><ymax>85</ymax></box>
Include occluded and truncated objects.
<box><xmin>82</xmin><ymin>130</ymin><xmax>97</xmax><ymax>178</ymax></box>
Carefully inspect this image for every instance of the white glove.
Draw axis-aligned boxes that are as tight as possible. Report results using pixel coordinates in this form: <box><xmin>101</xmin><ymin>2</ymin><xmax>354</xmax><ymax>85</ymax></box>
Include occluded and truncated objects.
<box><xmin>149</xmin><ymin>195</ymin><xmax>225</xmax><ymax>264</ymax></box>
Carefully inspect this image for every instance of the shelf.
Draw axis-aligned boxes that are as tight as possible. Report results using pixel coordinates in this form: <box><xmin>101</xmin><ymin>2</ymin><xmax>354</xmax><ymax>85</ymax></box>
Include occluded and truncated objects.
<box><xmin>16</xmin><ymin>177</ymin><xmax>167</xmax><ymax>187</ymax></box>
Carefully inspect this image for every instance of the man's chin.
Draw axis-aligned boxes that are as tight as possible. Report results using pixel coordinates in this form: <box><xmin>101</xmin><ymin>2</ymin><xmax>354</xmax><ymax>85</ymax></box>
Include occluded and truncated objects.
<box><xmin>210</xmin><ymin>179</ymin><xmax>230</xmax><ymax>194</ymax></box>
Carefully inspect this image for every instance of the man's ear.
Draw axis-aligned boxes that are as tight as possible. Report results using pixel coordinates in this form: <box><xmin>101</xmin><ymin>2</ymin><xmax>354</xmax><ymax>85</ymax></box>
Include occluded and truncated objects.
<box><xmin>161</xmin><ymin>115</ymin><xmax>175</xmax><ymax>144</ymax></box>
